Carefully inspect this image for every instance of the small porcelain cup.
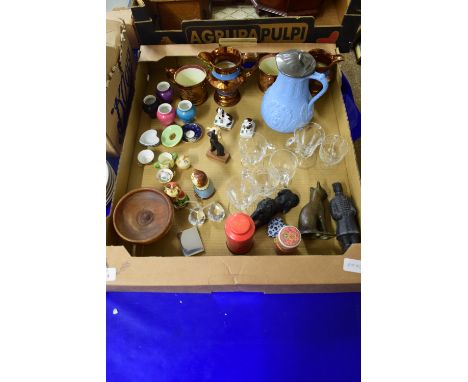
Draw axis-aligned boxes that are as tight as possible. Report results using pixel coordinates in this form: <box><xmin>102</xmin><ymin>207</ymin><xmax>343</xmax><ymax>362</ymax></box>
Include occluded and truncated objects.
<box><xmin>137</xmin><ymin>149</ymin><xmax>155</xmax><ymax>166</ymax></box>
<box><xmin>156</xmin><ymin>168</ymin><xmax>174</xmax><ymax>184</ymax></box>
<box><xmin>156</xmin><ymin>81</ymin><xmax>174</xmax><ymax>103</ymax></box>
<box><xmin>154</xmin><ymin>152</ymin><xmax>177</xmax><ymax>169</ymax></box>
<box><xmin>157</xmin><ymin>103</ymin><xmax>176</xmax><ymax>126</ymax></box>
<box><xmin>176</xmin><ymin>100</ymin><xmax>196</xmax><ymax>123</ymax></box>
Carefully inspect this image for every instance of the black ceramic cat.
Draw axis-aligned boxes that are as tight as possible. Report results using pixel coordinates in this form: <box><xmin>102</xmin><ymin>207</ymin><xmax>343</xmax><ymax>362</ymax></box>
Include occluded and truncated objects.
<box><xmin>251</xmin><ymin>189</ymin><xmax>300</xmax><ymax>228</ymax></box>
<box><xmin>329</xmin><ymin>182</ymin><xmax>360</xmax><ymax>251</ymax></box>
<box><xmin>298</xmin><ymin>181</ymin><xmax>334</xmax><ymax>239</ymax></box>
<box><xmin>208</xmin><ymin>130</ymin><xmax>225</xmax><ymax>156</ymax></box>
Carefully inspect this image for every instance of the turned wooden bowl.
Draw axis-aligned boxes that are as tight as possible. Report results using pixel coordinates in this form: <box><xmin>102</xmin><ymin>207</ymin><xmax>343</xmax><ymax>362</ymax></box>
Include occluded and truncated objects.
<box><xmin>113</xmin><ymin>187</ymin><xmax>174</xmax><ymax>245</ymax></box>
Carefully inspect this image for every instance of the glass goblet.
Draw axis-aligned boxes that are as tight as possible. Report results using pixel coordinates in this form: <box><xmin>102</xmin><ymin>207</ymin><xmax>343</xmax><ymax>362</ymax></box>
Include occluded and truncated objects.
<box><xmin>252</xmin><ymin>166</ymin><xmax>280</xmax><ymax>197</ymax></box>
<box><xmin>269</xmin><ymin>149</ymin><xmax>298</xmax><ymax>188</ymax></box>
<box><xmin>225</xmin><ymin>176</ymin><xmax>259</xmax><ymax>214</ymax></box>
<box><xmin>239</xmin><ymin>133</ymin><xmax>275</xmax><ymax>177</ymax></box>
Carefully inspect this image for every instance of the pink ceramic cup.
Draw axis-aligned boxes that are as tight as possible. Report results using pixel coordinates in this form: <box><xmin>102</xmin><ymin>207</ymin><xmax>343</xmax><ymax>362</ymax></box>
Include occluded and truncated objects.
<box><xmin>157</xmin><ymin>103</ymin><xmax>176</xmax><ymax>126</ymax></box>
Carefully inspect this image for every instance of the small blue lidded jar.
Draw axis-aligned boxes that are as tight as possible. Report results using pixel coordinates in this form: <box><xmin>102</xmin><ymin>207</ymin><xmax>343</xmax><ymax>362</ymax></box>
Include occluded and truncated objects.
<box><xmin>176</xmin><ymin>100</ymin><xmax>196</xmax><ymax>123</ymax></box>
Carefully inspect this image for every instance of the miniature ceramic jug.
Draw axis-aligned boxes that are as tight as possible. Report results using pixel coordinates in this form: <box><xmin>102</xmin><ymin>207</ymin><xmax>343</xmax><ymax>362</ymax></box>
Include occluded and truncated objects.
<box><xmin>261</xmin><ymin>50</ymin><xmax>329</xmax><ymax>134</ymax></box>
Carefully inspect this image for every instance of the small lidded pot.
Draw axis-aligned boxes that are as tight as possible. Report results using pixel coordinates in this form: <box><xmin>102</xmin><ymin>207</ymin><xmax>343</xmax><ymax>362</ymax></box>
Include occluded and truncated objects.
<box><xmin>274</xmin><ymin>226</ymin><xmax>301</xmax><ymax>254</ymax></box>
<box><xmin>156</xmin><ymin>81</ymin><xmax>174</xmax><ymax>103</ymax></box>
<box><xmin>225</xmin><ymin>213</ymin><xmax>255</xmax><ymax>255</ymax></box>
<box><xmin>142</xmin><ymin>95</ymin><xmax>158</xmax><ymax>118</ymax></box>
<box><xmin>157</xmin><ymin>103</ymin><xmax>176</xmax><ymax>126</ymax></box>
<box><xmin>175</xmin><ymin>154</ymin><xmax>191</xmax><ymax>170</ymax></box>
<box><xmin>176</xmin><ymin>100</ymin><xmax>196</xmax><ymax>123</ymax></box>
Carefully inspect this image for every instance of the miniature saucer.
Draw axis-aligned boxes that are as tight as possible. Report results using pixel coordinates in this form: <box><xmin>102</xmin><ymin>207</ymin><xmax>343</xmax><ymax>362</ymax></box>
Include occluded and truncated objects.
<box><xmin>139</xmin><ymin>129</ymin><xmax>160</xmax><ymax>147</ymax></box>
<box><xmin>182</xmin><ymin>123</ymin><xmax>203</xmax><ymax>143</ymax></box>
<box><xmin>156</xmin><ymin>168</ymin><xmax>174</xmax><ymax>184</ymax></box>
<box><xmin>161</xmin><ymin>124</ymin><xmax>183</xmax><ymax>147</ymax></box>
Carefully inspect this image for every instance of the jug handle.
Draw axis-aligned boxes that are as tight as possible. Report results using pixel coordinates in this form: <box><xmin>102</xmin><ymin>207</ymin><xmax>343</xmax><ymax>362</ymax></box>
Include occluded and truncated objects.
<box><xmin>307</xmin><ymin>71</ymin><xmax>329</xmax><ymax>110</ymax></box>
<box><xmin>197</xmin><ymin>52</ymin><xmax>215</xmax><ymax>71</ymax></box>
<box><xmin>165</xmin><ymin>68</ymin><xmax>177</xmax><ymax>83</ymax></box>
<box><xmin>330</xmin><ymin>54</ymin><xmax>345</xmax><ymax>65</ymax></box>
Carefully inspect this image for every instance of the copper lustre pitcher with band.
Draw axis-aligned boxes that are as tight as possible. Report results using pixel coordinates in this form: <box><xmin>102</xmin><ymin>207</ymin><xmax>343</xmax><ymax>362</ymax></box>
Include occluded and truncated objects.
<box><xmin>198</xmin><ymin>46</ymin><xmax>259</xmax><ymax>107</ymax></box>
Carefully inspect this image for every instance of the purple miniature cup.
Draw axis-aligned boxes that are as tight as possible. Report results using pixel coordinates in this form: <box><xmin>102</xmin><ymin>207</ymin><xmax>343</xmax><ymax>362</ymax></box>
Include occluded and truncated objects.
<box><xmin>156</xmin><ymin>81</ymin><xmax>174</xmax><ymax>103</ymax></box>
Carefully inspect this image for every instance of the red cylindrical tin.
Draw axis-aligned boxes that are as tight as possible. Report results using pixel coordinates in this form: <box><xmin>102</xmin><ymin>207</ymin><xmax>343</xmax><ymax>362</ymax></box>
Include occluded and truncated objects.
<box><xmin>274</xmin><ymin>225</ymin><xmax>301</xmax><ymax>254</ymax></box>
<box><xmin>224</xmin><ymin>213</ymin><xmax>255</xmax><ymax>255</ymax></box>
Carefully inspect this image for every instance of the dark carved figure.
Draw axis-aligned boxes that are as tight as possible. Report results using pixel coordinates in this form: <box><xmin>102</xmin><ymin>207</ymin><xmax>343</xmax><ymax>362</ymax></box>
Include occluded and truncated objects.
<box><xmin>208</xmin><ymin>130</ymin><xmax>225</xmax><ymax>157</ymax></box>
<box><xmin>251</xmin><ymin>197</ymin><xmax>276</xmax><ymax>228</ymax></box>
<box><xmin>275</xmin><ymin>189</ymin><xmax>300</xmax><ymax>213</ymax></box>
<box><xmin>329</xmin><ymin>182</ymin><xmax>360</xmax><ymax>251</ymax></box>
<box><xmin>298</xmin><ymin>181</ymin><xmax>334</xmax><ymax>239</ymax></box>
<box><xmin>250</xmin><ymin>189</ymin><xmax>300</xmax><ymax>228</ymax></box>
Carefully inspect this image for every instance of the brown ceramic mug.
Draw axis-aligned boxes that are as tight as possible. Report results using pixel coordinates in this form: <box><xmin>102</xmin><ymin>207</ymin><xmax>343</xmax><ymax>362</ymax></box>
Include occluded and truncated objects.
<box><xmin>258</xmin><ymin>54</ymin><xmax>279</xmax><ymax>93</ymax></box>
<box><xmin>309</xmin><ymin>49</ymin><xmax>344</xmax><ymax>95</ymax></box>
<box><xmin>166</xmin><ymin>64</ymin><xmax>209</xmax><ymax>105</ymax></box>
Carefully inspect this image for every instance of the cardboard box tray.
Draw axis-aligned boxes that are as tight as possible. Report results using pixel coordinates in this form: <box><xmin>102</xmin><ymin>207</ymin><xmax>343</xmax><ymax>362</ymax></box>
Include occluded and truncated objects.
<box><xmin>106</xmin><ymin>43</ymin><xmax>361</xmax><ymax>292</ymax></box>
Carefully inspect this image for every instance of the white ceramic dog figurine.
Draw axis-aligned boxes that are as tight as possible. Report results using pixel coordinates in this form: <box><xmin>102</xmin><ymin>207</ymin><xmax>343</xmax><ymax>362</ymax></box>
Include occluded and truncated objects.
<box><xmin>213</xmin><ymin>107</ymin><xmax>234</xmax><ymax>130</ymax></box>
<box><xmin>240</xmin><ymin>118</ymin><xmax>256</xmax><ymax>138</ymax></box>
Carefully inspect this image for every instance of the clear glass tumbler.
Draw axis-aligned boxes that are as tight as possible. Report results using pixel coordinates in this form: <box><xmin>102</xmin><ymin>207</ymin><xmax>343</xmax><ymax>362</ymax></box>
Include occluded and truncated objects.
<box><xmin>319</xmin><ymin>134</ymin><xmax>349</xmax><ymax>166</ymax></box>
<box><xmin>269</xmin><ymin>149</ymin><xmax>298</xmax><ymax>188</ymax></box>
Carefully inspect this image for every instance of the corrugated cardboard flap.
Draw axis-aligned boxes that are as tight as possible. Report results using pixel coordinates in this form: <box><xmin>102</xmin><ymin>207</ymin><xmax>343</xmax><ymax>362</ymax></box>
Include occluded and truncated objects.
<box><xmin>138</xmin><ymin>43</ymin><xmax>338</xmax><ymax>62</ymax></box>
<box><xmin>106</xmin><ymin>244</ymin><xmax>361</xmax><ymax>292</ymax></box>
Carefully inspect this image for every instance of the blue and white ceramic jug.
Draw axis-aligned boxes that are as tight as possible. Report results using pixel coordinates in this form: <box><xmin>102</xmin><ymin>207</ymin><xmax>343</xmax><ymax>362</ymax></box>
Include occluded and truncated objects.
<box><xmin>261</xmin><ymin>50</ymin><xmax>329</xmax><ymax>133</ymax></box>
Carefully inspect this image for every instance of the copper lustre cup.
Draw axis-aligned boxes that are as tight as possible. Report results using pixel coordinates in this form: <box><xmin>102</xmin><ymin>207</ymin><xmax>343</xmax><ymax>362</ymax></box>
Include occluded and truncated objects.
<box><xmin>165</xmin><ymin>64</ymin><xmax>209</xmax><ymax>106</ymax></box>
<box><xmin>257</xmin><ymin>54</ymin><xmax>279</xmax><ymax>93</ymax></box>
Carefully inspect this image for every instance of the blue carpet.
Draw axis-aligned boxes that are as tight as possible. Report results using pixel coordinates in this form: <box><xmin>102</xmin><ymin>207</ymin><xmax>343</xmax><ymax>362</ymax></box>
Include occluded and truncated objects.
<box><xmin>107</xmin><ymin>292</ymin><xmax>361</xmax><ymax>381</ymax></box>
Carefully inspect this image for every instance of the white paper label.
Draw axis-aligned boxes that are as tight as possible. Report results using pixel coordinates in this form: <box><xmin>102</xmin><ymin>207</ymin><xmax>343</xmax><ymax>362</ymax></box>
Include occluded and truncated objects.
<box><xmin>106</xmin><ymin>268</ymin><xmax>117</xmax><ymax>281</ymax></box>
<box><xmin>343</xmin><ymin>258</ymin><xmax>361</xmax><ymax>273</ymax></box>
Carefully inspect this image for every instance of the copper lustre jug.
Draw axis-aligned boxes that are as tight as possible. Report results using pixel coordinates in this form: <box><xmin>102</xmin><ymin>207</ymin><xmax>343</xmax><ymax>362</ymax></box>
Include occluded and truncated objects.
<box><xmin>198</xmin><ymin>46</ymin><xmax>258</xmax><ymax>107</ymax></box>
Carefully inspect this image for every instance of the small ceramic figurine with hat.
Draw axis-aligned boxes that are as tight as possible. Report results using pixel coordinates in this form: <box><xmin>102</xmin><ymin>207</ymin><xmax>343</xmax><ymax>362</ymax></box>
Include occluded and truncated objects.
<box><xmin>191</xmin><ymin>169</ymin><xmax>215</xmax><ymax>199</ymax></box>
<box><xmin>164</xmin><ymin>182</ymin><xmax>190</xmax><ymax>209</ymax></box>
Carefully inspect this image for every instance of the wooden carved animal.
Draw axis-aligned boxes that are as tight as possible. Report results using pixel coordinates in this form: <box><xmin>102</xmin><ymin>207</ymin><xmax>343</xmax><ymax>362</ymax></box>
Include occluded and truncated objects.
<box><xmin>208</xmin><ymin>130</ymin><xmax>225</xmax><ymax>157</ymax></box>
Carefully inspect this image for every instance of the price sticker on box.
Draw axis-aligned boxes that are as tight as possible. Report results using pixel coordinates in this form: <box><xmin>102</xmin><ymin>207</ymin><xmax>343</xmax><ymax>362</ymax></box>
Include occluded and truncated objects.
<box><xmin>106</xmin><ymin>267</ymin><xmax>117</xmax><ymax>281</ymax></box>
<box><xmin>343</xmin><ymin>258</ymin><xmax>361</xmax><ymax>274</ymax></box>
